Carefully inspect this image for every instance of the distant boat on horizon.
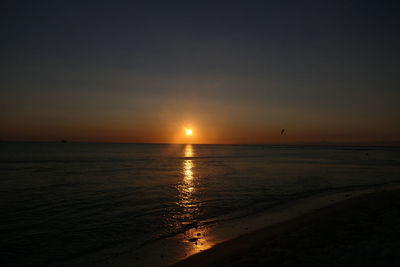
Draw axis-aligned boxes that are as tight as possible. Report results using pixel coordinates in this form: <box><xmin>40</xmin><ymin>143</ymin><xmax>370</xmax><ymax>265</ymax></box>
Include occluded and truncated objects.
<box><xmin>61</xmin><ymin>139</ymin><xmax>68</xmax><ymax>143</ymax></box>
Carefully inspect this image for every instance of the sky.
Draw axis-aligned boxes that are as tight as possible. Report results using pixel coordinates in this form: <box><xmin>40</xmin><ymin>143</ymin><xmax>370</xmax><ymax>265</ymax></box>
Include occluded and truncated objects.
<box><xmin>1</xmin><ymin>0</ymin><xmax>399</xmax><ymax>144</ymax></box>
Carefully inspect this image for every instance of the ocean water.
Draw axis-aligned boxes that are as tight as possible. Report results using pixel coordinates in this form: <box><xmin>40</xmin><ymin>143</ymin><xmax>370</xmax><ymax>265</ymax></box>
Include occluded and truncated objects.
<box><xmin>1</xmin><ymin>142</ymin><xmax>399</xmax><ymax>266</ymax></box>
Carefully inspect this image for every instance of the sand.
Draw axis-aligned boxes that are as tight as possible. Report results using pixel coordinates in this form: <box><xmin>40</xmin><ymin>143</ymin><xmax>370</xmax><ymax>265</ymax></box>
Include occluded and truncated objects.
<box><xmin>172</xmin><ymin>189</ymin><xmax>400</xmax><ymax>267</ymax></box>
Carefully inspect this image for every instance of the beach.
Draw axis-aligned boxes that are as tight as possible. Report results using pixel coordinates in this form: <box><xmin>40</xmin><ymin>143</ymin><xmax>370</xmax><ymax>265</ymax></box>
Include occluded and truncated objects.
<box><xmin>172</xmin><ymin>188</ymin><xmax>400</xmax><ymax>267</ymax></box>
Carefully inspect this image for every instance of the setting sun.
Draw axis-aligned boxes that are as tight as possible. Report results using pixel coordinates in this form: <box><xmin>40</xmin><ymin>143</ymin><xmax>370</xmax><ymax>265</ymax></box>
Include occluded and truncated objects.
<box><xmin>185</xmin><ymin>129</ymin><xmax>193</xmax><ymax>136</ymax></box>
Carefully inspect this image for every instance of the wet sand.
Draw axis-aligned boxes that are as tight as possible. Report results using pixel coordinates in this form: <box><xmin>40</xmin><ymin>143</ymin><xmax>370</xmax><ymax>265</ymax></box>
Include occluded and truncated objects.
<box><xmin>172</xmin><ymin>189</ymin><xmax>400</xmax><ymax>267</ymax></box>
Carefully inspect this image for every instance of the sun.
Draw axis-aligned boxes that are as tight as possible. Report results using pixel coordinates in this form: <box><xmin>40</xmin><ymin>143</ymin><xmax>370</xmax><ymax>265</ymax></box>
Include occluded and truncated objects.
<box><xmin>185</xmin><ymin>129</ymin><xmax>193</xmax><ymax>136</ymax></box>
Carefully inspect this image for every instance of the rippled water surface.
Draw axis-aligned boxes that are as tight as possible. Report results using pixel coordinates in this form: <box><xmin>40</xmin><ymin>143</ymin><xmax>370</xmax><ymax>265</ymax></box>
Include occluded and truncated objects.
<box><xmin>1</xmin><ymin>142</ymin><xmax>399</xmax><ymax>265</ymax></box>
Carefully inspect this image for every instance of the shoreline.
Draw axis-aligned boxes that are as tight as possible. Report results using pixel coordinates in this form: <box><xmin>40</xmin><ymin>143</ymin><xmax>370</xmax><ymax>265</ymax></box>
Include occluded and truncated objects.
<box><xmin>97</xmin><ymin>183</ymin><xmax>400</xmax><ymax>267</ymax></box>
<box><xmin>172</xmin><ymin>187</ymin><xmax>400</xmax><ymax>267</ymax></box>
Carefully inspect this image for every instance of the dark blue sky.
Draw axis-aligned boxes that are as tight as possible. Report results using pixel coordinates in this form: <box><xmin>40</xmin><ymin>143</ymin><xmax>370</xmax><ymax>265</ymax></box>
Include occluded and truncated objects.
<box><xmin>1</xmin><ymin>0</ymin><xmax>399</xmax><ymax>143</ymax></box>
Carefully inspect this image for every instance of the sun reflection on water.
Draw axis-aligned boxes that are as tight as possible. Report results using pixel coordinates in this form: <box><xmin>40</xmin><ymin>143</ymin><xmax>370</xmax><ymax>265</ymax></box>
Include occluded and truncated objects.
<box><xmin>178</xmin><ymin>145</ymin><xmax>197</xmax><ymax>222</ymax></box>
<box><xmin>184</xmin><ymin>144</ymin><xmax>194</xmax><ymax>158</ymax></box>
<box><xmin>177</xmin><ymin>144</ymin><xmax>215</xmax><ymax>256</ymax></box>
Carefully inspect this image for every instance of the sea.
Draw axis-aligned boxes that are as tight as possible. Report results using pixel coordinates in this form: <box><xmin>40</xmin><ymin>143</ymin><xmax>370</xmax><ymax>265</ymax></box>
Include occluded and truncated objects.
<box><xmin>1</xmin><ymin>142</ymin><xmax>399</xmax><ymax>266</ymax></box>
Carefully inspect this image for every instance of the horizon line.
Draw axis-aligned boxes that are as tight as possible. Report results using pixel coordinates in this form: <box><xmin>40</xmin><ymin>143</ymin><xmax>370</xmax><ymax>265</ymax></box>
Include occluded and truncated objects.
<box><xmin>1</xmin><ymin>140</ymin><xmax>400</xmax><ymax>147</ymax></box>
